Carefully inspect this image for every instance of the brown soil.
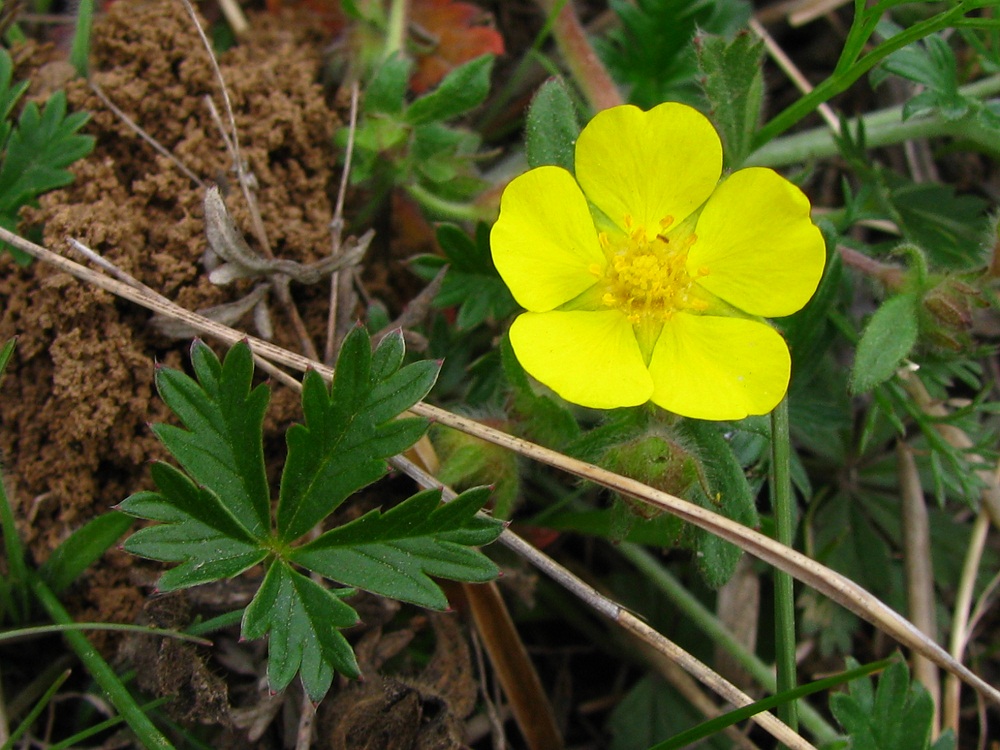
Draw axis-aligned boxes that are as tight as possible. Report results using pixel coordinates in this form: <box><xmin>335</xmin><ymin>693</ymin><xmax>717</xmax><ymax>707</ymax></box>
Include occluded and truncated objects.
<box><xmin>0</xmin><ymin>0</ymin><xmax>345</xmax><ymax>629</ymax></box>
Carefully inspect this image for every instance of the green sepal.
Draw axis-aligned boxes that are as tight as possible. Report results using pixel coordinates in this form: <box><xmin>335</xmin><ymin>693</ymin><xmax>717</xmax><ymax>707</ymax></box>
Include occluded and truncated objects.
<box><xmin>242</xmin><ymin>562</ymin><xmax>360</xmax><ymax>700</ymax></box>
<box><xmin>850</xmin><ymin>292</ymin><xmax>920</xmax><ymax>394</ymax></box>
<box><xmin>152</xmin><ymin>340</ymin><xmax>271</xmax><ymax>537</ymax></box>
<box><xmin>696</xmin><ymin>30</ymin><xmax>764</xmax><ymax>168</ymax></box>
<box><xmin>524</xmin><ymin>77</ymin><xmax>580</xmax><ymax>172</ymax></box>
<box><xmin>276</xmin><ymin>327</ymin><xmax>439</xmax><ymax>541</ymax></box>
<box><xmin>291</xmin><ymin>486</ymin><xmax>502</xmax><ymax>610</ymax></box>
<box><xmin>405</xmin><ymin>55</ymin><xmax>493</xmax><ymax>125</ymax></box>
<box><xmin>119</xmin><ymin>462</ymin><xmax>266</xmax><ymax>590</ymax></box>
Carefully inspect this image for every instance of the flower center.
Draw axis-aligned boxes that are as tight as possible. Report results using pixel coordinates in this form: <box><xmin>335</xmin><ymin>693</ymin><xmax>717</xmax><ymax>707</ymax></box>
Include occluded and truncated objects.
<box><xmin>595</xmin><ymin>215</ymin><xmax>708</xmax><ymax>325</ymax></box>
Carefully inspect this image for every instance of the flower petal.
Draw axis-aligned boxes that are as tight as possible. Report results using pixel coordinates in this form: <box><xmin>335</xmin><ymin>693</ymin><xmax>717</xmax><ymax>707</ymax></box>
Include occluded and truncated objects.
<box><xmin>576</xmin><ymin>103</ymin><xmax>722</xmax><ymax>234</ymax></box>
<box><xmin>491</xmin><ymin>166</ymin><xmax>605</xmax><ymax>312</ymax></box>
<box><xmin>688</xmin><ymin>167</ymin><xmax>825</xmax><ymax>318</ymax></box>
<box><xmin>648</xmin><ymin>314</ymin><xmax>790</xmax><ymax>420</ymax></box>
<box><xmin>510</xmin><ymin>310</ymin><xmax>652</xmax><ymax>409</ymax></box>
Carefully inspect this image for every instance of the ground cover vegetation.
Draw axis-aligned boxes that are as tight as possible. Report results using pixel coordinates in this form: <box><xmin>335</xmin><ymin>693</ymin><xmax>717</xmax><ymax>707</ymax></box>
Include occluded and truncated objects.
<box><xmin>0</xmin><ymin>0</ymin><xmax>999</xmax><ymax>748</ymax></box>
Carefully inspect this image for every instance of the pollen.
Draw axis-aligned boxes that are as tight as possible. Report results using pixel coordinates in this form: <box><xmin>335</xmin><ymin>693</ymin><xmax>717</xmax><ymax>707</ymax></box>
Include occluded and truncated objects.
<box><xmin>599</xmin><ymin>216</ymin><xmax>702</xmax><ymax>323</ymax></box>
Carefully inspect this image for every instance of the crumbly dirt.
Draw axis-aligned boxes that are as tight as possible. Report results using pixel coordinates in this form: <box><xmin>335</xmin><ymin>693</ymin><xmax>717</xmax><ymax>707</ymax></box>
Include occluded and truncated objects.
<box><xmin>0</xmin><ymin>0</ymin><xmax>343</xmax><ymax>629</ymax></box>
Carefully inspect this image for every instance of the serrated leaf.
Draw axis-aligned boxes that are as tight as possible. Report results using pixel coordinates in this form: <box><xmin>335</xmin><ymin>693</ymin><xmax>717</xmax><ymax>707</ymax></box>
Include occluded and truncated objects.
<box><xmin>851</xmin><ymin>293</ymin><xmax>919</xmax><ymax>394</ymax></box>
<box><xmin>152</xmin><ymin>341</ymin><xmax>271</xmax><ymax>537</ymax></box>
<box><xmin>696</xmin><ymin>30</ymin><xmax>764</xmax><ymax>168</ymax></box>
<box><xmin>291</xmin><ymin>486</ymin><xmax>502</xmax><ymax>610</ymax></box>
<box><xmin>0</xmin><ymin>91</ymin><xmax>94</xmax><ymax>213</ymax></box>
<box><xmin>277</xmin><ymin>326</ymin><xmax>440</xmax><ymax>540</ymax></box>
<box><xmin>880</xmin><ymin>34</ymin><xmax>968</xmax><ymax>121</ymax></box>
<box><xmin>119</xmin><ymin>462</ymin><xmax>266</xmax><ymax>590</ymax></box>
<box><xmin>242</xmin><ymin>562</ymin><xmax>360</xmax><ymax>700</ymax></box>
<box><xmin>405</xmin><ymin>54</ymin><xmax>493</xmax><ymax>125</ymax></box>
<box><xmin>525</xmin><ymin>77</ymin><xmax>580</xmax><ymax>172</ymax></box>
<box><xmin>831</xmin><ymin>659</ymin><xmax>940</xmax><ymax>750</ymax></box>
<box><xmin>886</xmin><ymin>176</ymin><xmax>988</xmax><ymax>268</ymax></box>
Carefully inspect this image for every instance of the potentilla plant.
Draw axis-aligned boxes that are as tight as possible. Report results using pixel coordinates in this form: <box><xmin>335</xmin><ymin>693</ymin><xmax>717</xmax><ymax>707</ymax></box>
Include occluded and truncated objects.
<box><xmin>117</xmin><ymin>327</ymin><xmax>503</xmax><ymax>702</ymax></box>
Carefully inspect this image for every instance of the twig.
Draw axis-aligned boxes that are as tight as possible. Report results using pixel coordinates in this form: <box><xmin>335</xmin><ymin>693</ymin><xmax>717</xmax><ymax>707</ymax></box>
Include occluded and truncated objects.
<box><xmin>750</xmin><ymin>17</ymin><xmax>839</xmax><ymax>135</ymax></box>
<box><xmin>181</xmin><ymin>0</ymin><xmax>320</xmax><ymax>362</ymax></box>
<box><xmin>2</xmin><ymin>225</ymin><xmax>998</xmax><ymax>710</ymax></box>
<box><xmin>295</xmin><ymin>690</ymin><xmax>315</xmax><ymax>750</ymax></box>
<box><xmin>942</xmin><ymin>509</ymin><xmax>990</xmax><ymax>734</ymax></box>
<box><xmin>897</xmin><ymin>441</ymin><xmax>940</xmax><ymax>735</ymax></box>
<box><xmin>326</xmin><ymin>81</ymin><xmax>361</xmax><ymax>364</ymax></box>
<box><xmin>88</xmin><ymin>80</ymin><xmax>205</xmax><ymax>189</ymax></box>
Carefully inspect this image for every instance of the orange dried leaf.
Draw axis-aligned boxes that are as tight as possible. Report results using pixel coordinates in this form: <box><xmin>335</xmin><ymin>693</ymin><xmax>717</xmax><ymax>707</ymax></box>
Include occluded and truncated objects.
<box><xmin>410</xmin><ymin>0</ymin><xmax>505</xmax><ymax>94</ymax></box>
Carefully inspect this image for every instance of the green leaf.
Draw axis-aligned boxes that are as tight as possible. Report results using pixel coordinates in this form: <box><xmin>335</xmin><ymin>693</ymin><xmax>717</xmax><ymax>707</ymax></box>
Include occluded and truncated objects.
<box><xmin>886</xmin><ymin>176</ymin><xmax>988</xmax><ymax>268</ymax></box>
<box><xmin>152</xmin><ymin>341</ymin><xmax>271</xmax><ymax>537</ymax></box>
<box><xmin>41</xmin><ymin>512</ymin><xmax>133</xmax><ymax>594</ymax></box>
<box><xmin>365</xmin><ymin>53</ymin><xmax>411</xmax><ymax>115</ymax></box>
<box><xmin>291</xmin><ymin>486</ymin><xmax>502</xmax><ymax>610</ymax></box>
<box><xmin>0</xmin><ymin>91</ymin><xmax>94</xmax><ymax>214</ymax></box>
<box><xmin>277</xmin><ymin>327</ymin><xmax>440</xmax><ymax>540</ymax></box>
<box><xmin>119</xmin><ymin>462</ymin><xmax>267</xmax><ymax>590</ymax></box>
<box><xmin>830</xmin><ymin>658</ymin><xmax>943</xmax><ymax>750</ymax></box>
<box><xmin>597</xmin><ymin>0</ymin><xmax>750</xmax><ymax>110</ymax></box>
<box><xmin>70</xmin><ymin>0</ymin><xmax>93</xmax><ymax>77</ymax></box>
<box><xmin>850</xmin><ymin>293</ymin><xmax>920</xmax><ymax>394</ymax></box>
<box><xmin>696</xmin><ymin>30</ymin><xmax>764</xmax><ymax>168</ymax></box>
<box><xmin>405</xmin><ymin>54</ymin><xmax>493</xmax><ymax>125</ymax></box>
<box><xmin>524</xmin><ymin>77</ymin><xmax>580</xmax><ymax>172</ymax></box>
<box><xmin>242</xmin><ymin>561</ymin><xmax>360</xmax><ymax>700</ymax></box>
<box><xmin>879</xmin><ymin>33</ymin><xmax>968</xmax><ymax>121</ymax></box>
<box><xmin>0</xmin><ymin>49</ymin><xmax>29</xmax><ymax>149</ymax></box>
<box><xmin>413</xmin><ymin>222</ymin><xmax>518</xmax><ymax>329</ymax></box>
<box><xmin>0</xmin><ymin>337</ymin><xmax>15</xmax><ymax>383</ymax></box>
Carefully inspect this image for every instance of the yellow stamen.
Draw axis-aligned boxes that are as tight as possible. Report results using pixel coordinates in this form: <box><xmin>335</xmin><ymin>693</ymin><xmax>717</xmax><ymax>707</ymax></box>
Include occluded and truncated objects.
<box><xmin>598</xmin><ymin>216</ymin><xmax>702</xmax><ymax>324</ymax></box>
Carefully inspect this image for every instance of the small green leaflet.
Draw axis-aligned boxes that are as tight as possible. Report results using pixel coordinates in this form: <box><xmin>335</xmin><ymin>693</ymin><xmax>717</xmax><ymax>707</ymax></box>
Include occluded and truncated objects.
<box><xmin>0</xmin><ymin>49</ymin><xmax>94</xmax><ymax>264</ymax></box>
<box><xmin>412</xmin><ymin>222</ymin><xmax>518</xmax><ymax>330</ymax></box>
<box><xmin>850</xmin><ymin>293</ymin><xmax>920</xmax><ymax>394</ymax></box>
<box><xmin>830</xmin><ymin>658</ymin><xmax>955</xmax><ymax>750</ymax></box>
<box><xmin>119</xmin><ymin>328</ymin><xmax>503</xmax><ymax>701</ymax></box>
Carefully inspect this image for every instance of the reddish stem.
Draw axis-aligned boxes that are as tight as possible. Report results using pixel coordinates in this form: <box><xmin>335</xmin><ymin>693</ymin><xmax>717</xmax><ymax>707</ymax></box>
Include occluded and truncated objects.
<box><xmin>537</xmin><ymin>0</ymin><xmax>623</xmax><ymax>112</ymax></box>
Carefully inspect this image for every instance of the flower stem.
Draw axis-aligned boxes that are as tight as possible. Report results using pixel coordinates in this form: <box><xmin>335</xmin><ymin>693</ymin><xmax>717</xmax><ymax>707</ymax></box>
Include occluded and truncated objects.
<box><xmin>383</xmin><ymin>0</ymin><xmax>408</xmax><ymax>60</ymax></box>
<box><xmin>771</xmin><ymin>396</ymin><xmax>799</xmax><ymax>740</ymax></box>
<box><xmin>534</xmin><ymin>0</ymin><xmax>623</xmax><ymax>113</ymax></box>
<box><xmin>749</xmin><ymin>87</ymin><xmax>1000</xmax><ymax>169</ymax></box>
<box><xmin>404</xmin><ymin>183</ymin><xmax>494</xmax><ymax>223</ymax></box>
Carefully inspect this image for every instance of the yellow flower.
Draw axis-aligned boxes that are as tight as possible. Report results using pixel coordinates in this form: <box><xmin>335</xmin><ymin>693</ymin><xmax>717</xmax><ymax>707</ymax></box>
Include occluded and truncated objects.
<box><xmin>490</xmin><ymin>102</ymin><xmax>825</xmax><ymax>420</ymax></box>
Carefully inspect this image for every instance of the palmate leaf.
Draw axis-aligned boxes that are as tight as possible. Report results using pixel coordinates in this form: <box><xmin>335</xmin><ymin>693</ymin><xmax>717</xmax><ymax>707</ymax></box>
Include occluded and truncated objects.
<box><xmin>277</xmin><ymin>326</ymin><xmax>440</xmax><ymax>540</ymax></box>
<box><xmin>0</xmin><ymin>90</ymin><xmax>94</xmax><ymax>214</ymax></box>
<box><xmin>242</xmin><ymin>561</ymin><xmax>360</xmax><ymax>701</ymax></box>
<box><xmin>120</xmin><ymin>331</ymin><xmax>502</xmax><ymax>701</ymax></box>
<box><xmin>291</xmin><ymin>486</ymin><xmax>502</xmax><ymax>610</ymax></box>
